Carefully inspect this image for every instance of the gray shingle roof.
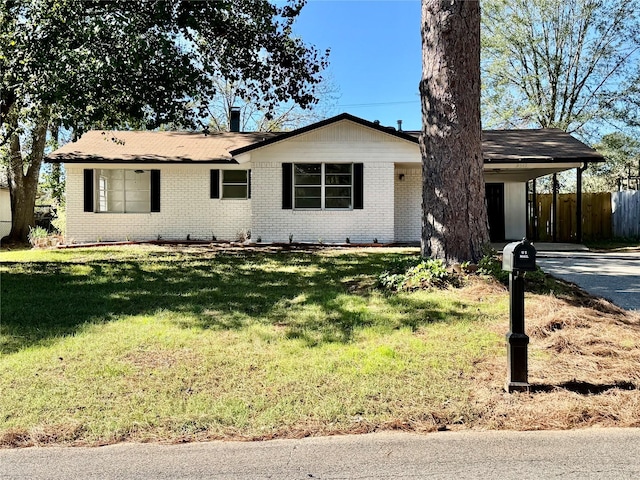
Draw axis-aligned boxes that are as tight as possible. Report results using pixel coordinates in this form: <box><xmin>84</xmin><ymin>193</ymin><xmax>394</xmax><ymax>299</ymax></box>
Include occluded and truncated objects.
<box><xmin>45</xmin><ymin>130</ymin><xmax>282</xmax><ymax>164</ymax></box>
<box><xmin>44</xmin><ymin>116</ymin><xmax>604</xmax><ymax>165</ymax></box>
<box><xmin>482</xmin><ymin>128</ymin><xmax>604</xmax><ymax>163</ymax></box>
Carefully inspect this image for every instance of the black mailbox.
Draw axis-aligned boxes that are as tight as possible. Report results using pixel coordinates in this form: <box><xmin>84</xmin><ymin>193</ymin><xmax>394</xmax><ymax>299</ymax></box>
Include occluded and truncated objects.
<box><xmin>502</xmin><ymin>239</ymin><xmax>536</xmax><ymax>272</ymax></box>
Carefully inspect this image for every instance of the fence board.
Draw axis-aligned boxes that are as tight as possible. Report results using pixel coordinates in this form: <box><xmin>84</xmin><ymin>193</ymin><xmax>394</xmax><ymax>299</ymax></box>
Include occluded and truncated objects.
<box><xmin>612</xmin><ymin>191</ymin><xmax>640</xmax><ymax>238</ymax></box>
<box><xmin>529</xmin><ymin>193</ymin><xmax>612</xmax><ymax>242</ymax></box>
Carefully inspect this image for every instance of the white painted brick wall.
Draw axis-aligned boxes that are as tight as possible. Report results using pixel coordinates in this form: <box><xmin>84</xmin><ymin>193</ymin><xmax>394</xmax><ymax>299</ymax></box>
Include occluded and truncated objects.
<box><xmin>394</xmin><ymin>167</ymin><xmax>422</xmax><ymax>242</ymax></box>
<box><xmin>63</xmin><ymin>120</ymin><xmax>430</xmax><ymax>244</ymax></box>
<box><xmin>65</xmin><ymin>164</ymin><xmax>251</xmax><ymax>243</ymax></box>
<box><xmin>251</xmin><ymin>161</ymin><xmax>395</xmax><ymax>244</ymax></box>
<box><xmin>242</xmin><ymin>121</ymin><xmax>418</xmax><ymax>244</ymax></box>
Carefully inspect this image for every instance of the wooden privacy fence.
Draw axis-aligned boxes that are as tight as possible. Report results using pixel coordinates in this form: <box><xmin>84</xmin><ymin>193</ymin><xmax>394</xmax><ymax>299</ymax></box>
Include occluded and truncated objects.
<box><xmin>530</xmin><ymin>193</ymin><xmax>612</xmax><ymax>242</ymax></box>
<box><xmin>612</xmin><ymin>191</ymin><xmax>640</xmax><ymax>238</ymax></box>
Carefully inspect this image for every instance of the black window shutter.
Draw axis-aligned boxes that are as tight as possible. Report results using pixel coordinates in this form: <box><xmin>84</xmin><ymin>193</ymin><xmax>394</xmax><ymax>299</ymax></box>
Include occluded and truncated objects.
<box><xmin>150</xmin><ymin>170</ymin><xmax>161</xmax><ymax>212</ymax></box>
<box><xmin>247</xmin><ymin>169</ymin><xmax>252</xmax><ymax>199</ymax></box>
<box><xmin>282</xmin><ymin>163</ymin><xmax>292</xmax><ymax>209</ymax></box>
<box><xmin>210</xmin><ymin>169</ymin><xmax>220</xmax><ymax>199</ymax></box>
<box><xmin>353</xmin><ymin>163</ymin><xmax>364</xmax><ymax>209</ymax></box>
<box><xmin>83</xmin><ymin>169</ymin><xmax>94</xmax><ymax>212</ymax></box>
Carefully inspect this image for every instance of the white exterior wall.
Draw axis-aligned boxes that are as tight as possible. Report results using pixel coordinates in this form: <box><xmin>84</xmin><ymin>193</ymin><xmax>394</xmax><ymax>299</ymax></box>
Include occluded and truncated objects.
<box><xmin>65</xmin><ymin>163</ymin><xmax>251</xmax><ymax>243</ymax></box>
<box><xmin>394</xmin><ymin>167</ymin><xmax>421</xmax><ymax>242</ymax></box>
<box><xmin>247</xmin><ymin>121</ymin><xmax>419</xmax><ymax>243</ymax></box>
<box><xmin>61</xmin><ymin>120</ymin><xmax>538</xmax><ymax>245</ymax></box>
<box><xmin>0</xmin><ymin>188</ymin><xmax>11</xmax><ymax>239</ymax></box>
<box><xmin>504</xmin><ymin>182</ymin><xmax>527</xmax><ymax>240</ymax></box>
<box><xmin>393</xmin><ymin>175</ymin><xmax>528</xmax><ymax>243</ymax></box>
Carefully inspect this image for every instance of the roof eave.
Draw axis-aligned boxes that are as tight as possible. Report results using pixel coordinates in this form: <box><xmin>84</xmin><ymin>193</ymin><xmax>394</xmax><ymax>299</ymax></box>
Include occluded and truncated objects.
<box><xmin>44</xmin><ymin>156</ymin><xmax>238</xmax><ymax>165</ymax></box>
<box><xmin>484</xmin><ymin>155</ymin><xmax>605</xmax><ymax>164</ymax></box>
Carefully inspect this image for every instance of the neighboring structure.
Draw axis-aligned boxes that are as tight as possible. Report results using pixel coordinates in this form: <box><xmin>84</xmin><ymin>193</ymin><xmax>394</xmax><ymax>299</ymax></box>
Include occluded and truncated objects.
<box><xmin>45</xmin><ymin>113</ymin><xmax>604</xmax><ymax>244</ymax></box>
<box><xmin>0</xmin><ymin>169</ymin><xmax>11</xmax><ymax>240</ymax></box>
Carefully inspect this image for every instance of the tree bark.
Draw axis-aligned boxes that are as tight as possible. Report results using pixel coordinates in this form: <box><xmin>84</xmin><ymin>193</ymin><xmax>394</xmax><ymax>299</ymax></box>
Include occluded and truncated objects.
<box><xmin>3</xmin><ymin>112</ymin><xmax>49</xmax><ymax>245</ymax></box>
<box><xmin>420</xmin><ymin>0</ymin><xmax>489</xmax><ymax>263</ymax></box>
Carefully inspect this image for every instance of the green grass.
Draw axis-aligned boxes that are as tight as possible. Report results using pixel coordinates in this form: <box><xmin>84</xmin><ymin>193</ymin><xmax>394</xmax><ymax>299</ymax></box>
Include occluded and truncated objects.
<box><xmin>0</xmin><ymin>246</ymin><xmax>505</xmax><ymax>445</ymax></box>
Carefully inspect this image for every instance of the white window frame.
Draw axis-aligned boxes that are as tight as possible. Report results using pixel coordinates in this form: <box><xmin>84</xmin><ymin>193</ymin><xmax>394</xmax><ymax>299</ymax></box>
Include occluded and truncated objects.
<box><xmin>222</xmin><ymin>170</ymin><xmax>249</xmax><ymax>199</ymax></box>
<box><xmin>95</xmin><ymin>169</ymin><xmax>151</xmax><ymax>213</ymax></box>
<box><xmin>293</xmin><ymin>163</ymin><xmax>353</xmax><ymax>210</ymax></box>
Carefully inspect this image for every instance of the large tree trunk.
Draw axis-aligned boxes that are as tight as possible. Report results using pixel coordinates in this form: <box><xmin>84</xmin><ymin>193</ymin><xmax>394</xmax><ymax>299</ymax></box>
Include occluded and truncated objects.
<box><xmin>3</xmin><ymin>114</ymin><xmax>48</xmax><ymax>245</ymax></box>
<box><xmin>420</xmin><ymin>0</ymin><xmax>489</xmax><ymax>264</ymax></box>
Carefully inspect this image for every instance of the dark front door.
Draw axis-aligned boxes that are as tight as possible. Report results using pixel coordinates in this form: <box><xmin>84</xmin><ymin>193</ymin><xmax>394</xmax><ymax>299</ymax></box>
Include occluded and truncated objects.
<box><xmin>485</xmin><ymin>183</ymin><xmax>505</xmax><ymax>242</ymax></box>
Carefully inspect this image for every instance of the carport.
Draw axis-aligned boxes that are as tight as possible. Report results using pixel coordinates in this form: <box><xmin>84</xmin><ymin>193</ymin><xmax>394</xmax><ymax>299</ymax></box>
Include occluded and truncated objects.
<box><xmin>482</xmin><ymin>129</ymin><xmax>605</xmax><ymax>243</ymax></box>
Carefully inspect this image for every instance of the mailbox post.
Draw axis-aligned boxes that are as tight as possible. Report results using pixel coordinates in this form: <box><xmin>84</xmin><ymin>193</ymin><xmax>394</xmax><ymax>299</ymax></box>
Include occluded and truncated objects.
<box><xmin>502</xmin><ymin>238</ymin><xmax>537</xmax><ymax>393</ymax></box>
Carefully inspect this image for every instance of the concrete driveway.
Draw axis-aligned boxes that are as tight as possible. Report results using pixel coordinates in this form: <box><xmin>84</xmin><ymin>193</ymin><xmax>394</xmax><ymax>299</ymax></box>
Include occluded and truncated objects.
<box><xmin>536</xmin><ymin>251</ymin><xmax>640</xmax><ymax>311</ymax></box>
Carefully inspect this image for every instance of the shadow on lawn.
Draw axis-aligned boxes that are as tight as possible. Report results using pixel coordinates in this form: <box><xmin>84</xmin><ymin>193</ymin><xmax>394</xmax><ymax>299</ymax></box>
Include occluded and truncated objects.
<box><xmin>531</xmin><ymin>381</ymin><xmax>638</xmax><ymax>395</ymax></box>
<box><xmin>1</xmin><ymin>251</ymin><xmax>469</xmax><ymax>353</ymax></box>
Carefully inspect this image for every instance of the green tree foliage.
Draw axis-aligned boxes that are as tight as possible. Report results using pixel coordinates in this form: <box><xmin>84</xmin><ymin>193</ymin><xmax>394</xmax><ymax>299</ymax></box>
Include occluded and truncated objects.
<box><xmin>0</xmin><ymin>0</ymin><xmax>328</xmax><ymax>244</ymax></box>
<box><xmin>587</xmin><ymin>133</ymin><xmax>640</xmax><ymax>191</ymax></box>
<box><xmin>481</xmin><ymin>0</ymin><xmax>640</xmax><ymax>138</ymax></box>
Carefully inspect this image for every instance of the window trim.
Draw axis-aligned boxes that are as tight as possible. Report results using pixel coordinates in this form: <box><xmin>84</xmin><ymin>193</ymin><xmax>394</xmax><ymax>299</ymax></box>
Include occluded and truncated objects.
<box><xmin>293</xmin><ymin>163</ymin><xmax>353</xmax><ymax>210</ymax></box>
<box><xmin>221</xmin><ymin>169</ymin><xmax>249</xmax><ymax>200</ymax></box>
<box><xmin>209</xmin><ymin>168</ymin><xmax>251</xmax><ymax>200</ymax></box>
<box><xmin>93</xmin><ymin>168</ymin><xmax>156</xmax><ymax>214</ymax></box>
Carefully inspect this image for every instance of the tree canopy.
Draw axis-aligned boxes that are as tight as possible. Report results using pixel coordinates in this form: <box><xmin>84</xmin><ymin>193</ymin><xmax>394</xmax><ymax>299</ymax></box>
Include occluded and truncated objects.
<box><xmin>1</xmin><ymin>0</ymin><xmax>328</xmax><ymax>243</ymax></box>
<box><xmin>587</xmin><ymin>133</ymin><xmax>640</xmax><ymax>191</ymax></box>
<box><xmin>203</xmin><ymin>74</ymin><xmax>339</xmax><ymax>133</ymax></box>
<box><xmin>481</xmin><ymin>0</ymin><xmax>640</xmax><ymax>139</ymax></box>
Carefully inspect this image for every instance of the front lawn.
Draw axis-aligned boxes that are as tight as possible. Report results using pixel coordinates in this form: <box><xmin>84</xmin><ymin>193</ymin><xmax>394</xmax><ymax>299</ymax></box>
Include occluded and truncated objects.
<box><xmin>1</xmin><ymin>245</ymin><xmax>639</xmax><ymax>446</ymax></box>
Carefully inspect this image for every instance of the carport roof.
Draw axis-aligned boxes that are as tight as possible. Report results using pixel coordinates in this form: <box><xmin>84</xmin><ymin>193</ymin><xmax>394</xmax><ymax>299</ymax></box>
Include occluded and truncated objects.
<box><xmin>481</xmin><ymin>128</ymin><xmax>604</xmax><ymax>164</ymax></box>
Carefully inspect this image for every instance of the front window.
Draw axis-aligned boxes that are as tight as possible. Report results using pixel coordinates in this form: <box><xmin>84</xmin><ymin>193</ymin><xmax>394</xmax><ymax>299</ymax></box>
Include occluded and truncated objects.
<box><xmin>222</xmin><ymin>170</ymin><xmax>248</xmax><ymax>199</ymax></box>
<box><xmin>96</xmin><ymin>169</ymin><xmax>150</xmax><ymax>213</ymax></box>
<box><xmin>294</xmin><ymin>163</ymin><xmax>352</xmax><ymax>209</ymax></box>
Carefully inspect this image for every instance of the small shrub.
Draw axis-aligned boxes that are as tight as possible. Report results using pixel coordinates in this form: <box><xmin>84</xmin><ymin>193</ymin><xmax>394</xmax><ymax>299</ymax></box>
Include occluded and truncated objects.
<box><xmin>379</xmin><ymin>257</ymin><xmax>455</xmax><ymax>291</ymax></box>
<box><xmin>28</xmin><ymin>226</ymin><xmax>49</xmax><ymax>248</ymax></box>
<box><xmin>236</xmin><ymin>230</ymin><xmax>251</xmax><ymax>242</ymax></box>
<box><xmin>477</xmin><ymin>244</ymin><xmax>509</xmax><ymax>284</ymax></box>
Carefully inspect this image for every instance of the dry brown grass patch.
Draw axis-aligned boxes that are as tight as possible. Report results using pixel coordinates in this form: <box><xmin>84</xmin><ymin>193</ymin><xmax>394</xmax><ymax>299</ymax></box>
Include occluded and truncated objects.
<box><xmin>461</xmin><ymin>282</ymin><xmax>640</xmax><ymax>431</ymax></box>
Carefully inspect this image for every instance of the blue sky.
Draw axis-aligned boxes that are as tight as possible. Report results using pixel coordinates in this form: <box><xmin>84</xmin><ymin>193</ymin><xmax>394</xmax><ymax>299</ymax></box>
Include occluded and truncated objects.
<box><xmin>292</xmin><ymin>0</ymin><xmax>423</xmax><ymax>130</ymax></box>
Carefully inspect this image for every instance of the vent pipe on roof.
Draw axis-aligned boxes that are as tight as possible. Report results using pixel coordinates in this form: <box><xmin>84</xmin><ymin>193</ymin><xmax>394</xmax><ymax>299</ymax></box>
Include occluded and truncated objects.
<box><xmin>230</xmin><ymin>107</ymin><xmax>241</xmax><ymax>133</ymax></box>
<box><xmin>373</xmin><ymin>120</ymin><xmax>380</xmax><ymax>125</ymax></box>
<box><xmin>397</xmin><ymin>120</ymin><xmax>403</xmax><ymax>132</ymax></box>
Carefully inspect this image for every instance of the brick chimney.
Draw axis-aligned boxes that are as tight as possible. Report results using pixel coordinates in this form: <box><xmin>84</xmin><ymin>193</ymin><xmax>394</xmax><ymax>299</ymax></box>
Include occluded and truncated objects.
<box><xmin>230</xmin><ymin>107</ymin><xmax>241</xmax><ymax>132</ymax></box>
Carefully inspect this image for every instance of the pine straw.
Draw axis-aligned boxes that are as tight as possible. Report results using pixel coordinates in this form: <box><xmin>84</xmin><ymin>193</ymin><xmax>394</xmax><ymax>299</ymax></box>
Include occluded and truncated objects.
<box><xmin>461</xmin><ymin>277</ymin><xmax>640</xmax><ymax>431</ymax></box>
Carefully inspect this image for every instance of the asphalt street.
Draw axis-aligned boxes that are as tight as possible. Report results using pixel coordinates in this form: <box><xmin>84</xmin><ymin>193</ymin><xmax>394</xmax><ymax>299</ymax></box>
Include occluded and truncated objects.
<box><xmin>2</xmin><ymin>429</ymin><xmax>640</xmax><ymax>479</ymax></box>
<box><xmin>536</xmin><ymin>251</ymin><xmax>640</xmax><ymax>311</ymax></box>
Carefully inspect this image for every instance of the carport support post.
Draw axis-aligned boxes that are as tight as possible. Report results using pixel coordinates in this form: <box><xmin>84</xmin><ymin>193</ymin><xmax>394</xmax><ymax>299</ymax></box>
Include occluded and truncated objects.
<box><xmin>552</xmin><ymin>174</ymin><xmax>558</xmax><ymax>243</ymax></box>
<box><xmin>576</xmin><ymin>163</ymin><xmax>587</xmax><ymax>244</ymax></box>
<box><xmin>506</xmin><ymin>271</ymin><xmax>530</xmax><ymax>392</ymax></box>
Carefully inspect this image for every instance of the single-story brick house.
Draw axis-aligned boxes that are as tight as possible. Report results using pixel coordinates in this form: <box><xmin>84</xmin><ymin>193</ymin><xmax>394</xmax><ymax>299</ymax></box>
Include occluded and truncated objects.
<box><xmin>45</xmin><ymin>113</ymin><xmax>604</xmax><ymax>244</ymax></box>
